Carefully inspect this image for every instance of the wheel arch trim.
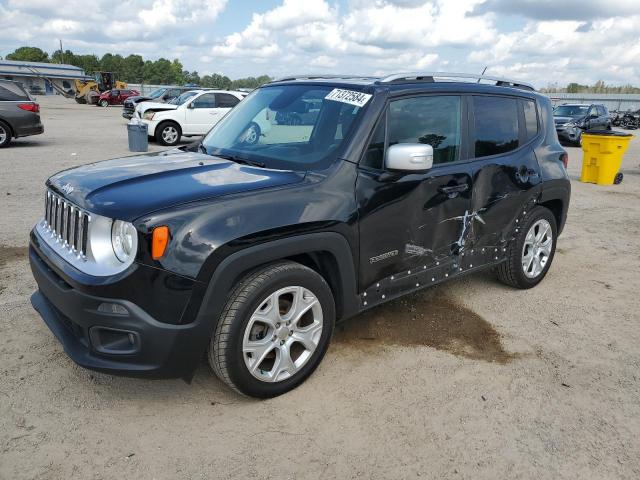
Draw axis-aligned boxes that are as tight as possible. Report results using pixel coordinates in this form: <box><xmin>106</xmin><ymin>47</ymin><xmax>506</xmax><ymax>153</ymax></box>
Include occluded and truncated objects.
<box><xmin>195</xmin><ymin>232</ymin><xmax>359</xmax><ymax>329</ymax></box>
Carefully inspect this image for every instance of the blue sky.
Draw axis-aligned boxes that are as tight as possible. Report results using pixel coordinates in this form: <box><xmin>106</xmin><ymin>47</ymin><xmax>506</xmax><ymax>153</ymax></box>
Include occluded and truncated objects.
<box><xmin>1</xmin><ymin>0</ymin><xmax>639</xmax><ymax>87</ymax></box>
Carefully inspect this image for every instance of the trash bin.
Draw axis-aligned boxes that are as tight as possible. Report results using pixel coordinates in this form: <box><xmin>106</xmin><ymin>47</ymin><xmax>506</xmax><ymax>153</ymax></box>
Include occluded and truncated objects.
<box><xmin>580</xmin><ymin>130</ymin><xmax>633</xmax><ymax>185</ymax></box>
<box><xmin>127</xmin><ymin>122</ymin><xmax>148</xmax><ymax>152</ymax></box>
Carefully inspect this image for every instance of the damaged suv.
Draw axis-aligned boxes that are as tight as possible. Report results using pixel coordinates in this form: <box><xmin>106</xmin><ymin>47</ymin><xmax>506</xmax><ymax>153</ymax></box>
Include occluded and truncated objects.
<box><xmin>29</xmin><ymin>73</ymin><xmax>570</xmax><ymax>397</ymax></box>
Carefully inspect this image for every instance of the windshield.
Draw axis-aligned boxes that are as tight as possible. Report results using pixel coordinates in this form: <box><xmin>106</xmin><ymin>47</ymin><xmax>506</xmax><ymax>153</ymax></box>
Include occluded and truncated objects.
<box><xmin>169</xmin><ymin>91</ymin><xmax>198</xmax><ymax>105</ymax></box>
<box><xmin>201</xmin><ymin>85</ymin><xmax>371</xmax><ymax>170</ymax></box>
<box><xmin>554</xmin><ymin>105</ymin><xmax>589</xmax><ymax>117</ymax></box>
<box><xmin>148</xmin><ymin>88</ymin><xmax>165</xmax><ymax>99</ymax></box>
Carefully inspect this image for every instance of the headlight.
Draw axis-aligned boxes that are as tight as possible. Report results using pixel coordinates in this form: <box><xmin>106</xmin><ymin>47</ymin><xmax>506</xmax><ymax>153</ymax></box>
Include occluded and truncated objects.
<box><xmin>111</xmin><ymin>220</ymin><xmax>138</xmax><ymax>263</ymax></box>
<box><xmin>143</xmin><ymin>111</ymin><xmax>155</xmax><ymax>120</ymax></box>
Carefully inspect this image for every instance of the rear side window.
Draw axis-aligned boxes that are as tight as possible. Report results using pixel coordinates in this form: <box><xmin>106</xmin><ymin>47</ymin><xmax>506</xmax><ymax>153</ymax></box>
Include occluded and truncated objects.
<box><xmin>216</xmin><ymin>93</ymin><xmax>240</xmax><ymax>108</ymax></box>
<box><xmin>387</xmin><ymin>95</ymin><xmax>461</xmax><ymax>165</ymax></box>
<box><xmin>473</xmin><ymin>96</ymin><xmax>519</xmax><ymax>157</ymax></box>
<box><xmin>523</xmin><ymin>99</ymin><xmax>538</xmax><ymax>141</ymax></box>
<box><xmin>0</xmin><ymin>82</ymin><xmax>29</xmax><ymax>101</ymax></box>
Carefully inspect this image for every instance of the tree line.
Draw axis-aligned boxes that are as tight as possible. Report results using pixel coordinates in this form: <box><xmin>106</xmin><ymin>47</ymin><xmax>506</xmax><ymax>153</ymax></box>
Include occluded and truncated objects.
<box><xmin>541</xmin><ymin>80</ymin><xmax>640</xmax><ymax>94</ymax></box>
<box><xmin>3</xmin><ymin>46</ymin><xmax>271</xmax><ymax>89</ymax></box>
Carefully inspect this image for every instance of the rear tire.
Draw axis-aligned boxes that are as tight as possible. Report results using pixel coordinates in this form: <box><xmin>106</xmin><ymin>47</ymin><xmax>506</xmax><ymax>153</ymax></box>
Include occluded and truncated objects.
<box><xmin>155</xmin><ymin>121</ymin><xmax>181</xmax><ymax>146</ymax></box>
<box><xmin>208</xmin><ymin>261</ymin><xmax>335</xmax><ymax>398</ymax></box>
<box><xmin>0</xmin><ymin>120</ymin><xmax>12</xmax><ymax>148</ymax></box>
<box><xmin>497</xmin><ymin>206</ymin><xmax>557</xmax><ymax>289</ymax></box>
<box><xmin>99</xmin><ymin>99</ymin><xmax>109</xmax><ymax>107</ymax></box>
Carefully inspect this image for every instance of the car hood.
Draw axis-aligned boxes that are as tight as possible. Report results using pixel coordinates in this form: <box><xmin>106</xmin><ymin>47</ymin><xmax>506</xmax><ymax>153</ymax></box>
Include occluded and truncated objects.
<box><xmin>126</xmin><ymin>95</ymin><xmax>152</xmax><ymax>104</ymax></box>
<box><xmin>46</xmin><ymin>150</ymin><xmax>304</xmax><ymax>221</ymax></box>
<box><xmin>554</xmin><ymin>115</ymin><xmax>584</xmax><ymax>125</ymax></box>
<box><xmin>137</xmin><ymin>102</ymin><xmax>178</xmax><ymax>115</ymax></box>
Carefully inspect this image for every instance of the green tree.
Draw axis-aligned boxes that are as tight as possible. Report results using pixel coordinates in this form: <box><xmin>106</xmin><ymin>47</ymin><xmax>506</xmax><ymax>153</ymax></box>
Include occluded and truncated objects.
<box><xmin>6</xmin><ymin>46</ymin><xmax>49</xmax><ymax>62</ymax></box>
<box><xmin>121</xmin><ymin>55</ymin><xmax>144</xmax><ymax>83</ymax></box>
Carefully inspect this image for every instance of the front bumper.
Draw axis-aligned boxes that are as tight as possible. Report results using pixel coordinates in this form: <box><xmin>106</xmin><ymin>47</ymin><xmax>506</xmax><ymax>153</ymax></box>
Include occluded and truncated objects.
<box><xmin>556</xmin><ymin>125</ymin><xmax>582</xmax><ymax>143</ymax></box>
<box><xmin>29</xmin><ymin>243</ymin><xmax>210</xmax><ymax>379</ymax></box>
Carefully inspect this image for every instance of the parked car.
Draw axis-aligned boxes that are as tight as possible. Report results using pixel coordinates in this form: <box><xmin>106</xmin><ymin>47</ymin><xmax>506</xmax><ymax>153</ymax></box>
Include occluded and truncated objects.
<box><xmin>97</xmin><ymin>89</ymin><xmax>140</xmax><ymax>107</ymax></box>
<box><xmin>137</xmin><ymin>89</ymin><xmax>246</xmax><ymax>145</ymax></box>
<box><xmin>29</xmin><ymin>73</ymin><xmax>570</xmax><ymax>397</ymax></box>
<box><xmin>122</xmin><ymin>87</ymin><xmax>196</xmax><ymax>119</ymax></box>
<box><xmin>553</xmin><ymin>103</ymin><xmax>611</xmax><ymax>145</ymax></box>
<box><xmin>0</xmin><ymin>79</ymin><xmax>43</xmax><ymax>148</ymax></box>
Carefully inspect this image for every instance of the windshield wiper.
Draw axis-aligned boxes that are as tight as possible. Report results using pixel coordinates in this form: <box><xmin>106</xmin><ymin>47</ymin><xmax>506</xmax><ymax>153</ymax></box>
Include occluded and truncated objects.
<box><xmin>214</xmin><ymin>153</ymin><xmax>266</xmax><ymax>168</ymax></box>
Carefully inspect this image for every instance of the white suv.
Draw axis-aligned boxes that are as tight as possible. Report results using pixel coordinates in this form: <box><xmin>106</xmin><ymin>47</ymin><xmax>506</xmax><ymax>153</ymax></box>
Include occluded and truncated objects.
<box><xmin>137</xmin><ymin>90</ymin><xmax>247</xmax><ymax>146</ymax></box>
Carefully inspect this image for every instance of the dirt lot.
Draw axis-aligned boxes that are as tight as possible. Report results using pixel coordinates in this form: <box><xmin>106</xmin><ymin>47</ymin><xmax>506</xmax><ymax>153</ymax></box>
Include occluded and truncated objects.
<box><xmin>1</xmin><ymin>96</ymin><xmax>639</xmax><ymax>479</ymax></box>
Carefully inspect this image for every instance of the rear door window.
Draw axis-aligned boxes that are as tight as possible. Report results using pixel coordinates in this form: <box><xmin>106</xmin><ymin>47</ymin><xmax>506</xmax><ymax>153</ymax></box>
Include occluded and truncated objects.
<box><xmin>216</xmin><ymin>93</ymin><xmax>240</xmax><ymax>108</ymax></box>
<box><xmin>473</xmin><ymin>96</ymin><xmax>519</xmax><ymax>157</ymax></box>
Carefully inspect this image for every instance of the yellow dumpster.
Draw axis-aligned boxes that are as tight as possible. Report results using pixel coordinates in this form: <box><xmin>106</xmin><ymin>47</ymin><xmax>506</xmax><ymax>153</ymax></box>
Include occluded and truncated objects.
<box><xmin>580</xmin><ymin>130</ymin><xmax>633</xmax><ymax>185</ymax></box>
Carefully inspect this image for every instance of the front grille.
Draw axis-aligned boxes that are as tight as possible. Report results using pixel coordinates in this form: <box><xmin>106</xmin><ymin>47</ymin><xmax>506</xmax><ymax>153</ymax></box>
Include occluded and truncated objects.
<box><xmin>44</xmin><ymin>189</ymin><xmax>91</xmax><ymax>258</ymax></box>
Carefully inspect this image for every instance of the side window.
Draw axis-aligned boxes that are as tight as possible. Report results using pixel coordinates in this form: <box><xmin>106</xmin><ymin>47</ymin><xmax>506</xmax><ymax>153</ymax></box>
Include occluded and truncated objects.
<box><xmin>216</xmin><ymin>93</ymin><xmax>240</xmax><ymax>108</ymax></box>
<box><xmin>387</xmin><ymin>95</ymin><xmax>461</xmax><ymax>165</ymax></box>
<box><xmin>0</xmin><ymin>84</ymin><xmax>29</xmax><ymax>101</ymax></box>
<box><xmin>361</xmin><ymin>116</ymin><xmax>386</xmax><ymax>170</ymax></box>
<box><xmin>111</xmin><ymin>90</ymin><xmax>119</xmax><ymax>97</ymax></box>
<box><xmin>588</xmin><ymin>106</ymin><xmax>598</xmax><ymax>117</ymax></box>
<box><xmin>523</xmin><ymin>99</ymin><xmax>538</xmax><ymax>141</ymax></box>
<box><xmin>193</xmin><ymin>93</ymin><xmax>217</xmax><ymax>108</ymax></box>
<box><xmin>473</xmin><ymin>96</ymin><xmax>519</xmax><ymax>157</ymax></box>
<box><xmin>597</xmin><ymin>106</ymin><xmax>606</xmax><ymax>116</ymax></box>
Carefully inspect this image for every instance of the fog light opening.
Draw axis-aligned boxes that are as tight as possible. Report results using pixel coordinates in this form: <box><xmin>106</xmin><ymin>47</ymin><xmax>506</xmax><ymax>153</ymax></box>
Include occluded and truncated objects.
<box><xmin>89</xmin><ymin>326</ymin><xmax>140</xmax><ymax>355</ymax></box>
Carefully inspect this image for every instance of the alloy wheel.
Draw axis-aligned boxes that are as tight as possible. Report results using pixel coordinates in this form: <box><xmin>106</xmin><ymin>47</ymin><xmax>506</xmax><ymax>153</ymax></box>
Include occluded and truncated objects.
<box><xmin>0</xmin><ymin>125</ymin><xmax>6</xmax><ymax>145</ymax></box>
<box><xmin>242</xmin><ymin>286</ymin><xmax>323</xmax><ymax>383</ymax></box>
<box><xmin>162</xmin><ymin>126</ymin><xmax>178</xmax><ymax>144</ymax></box>
<box><xmin>522</xmin><ymin>219</ymin><xmax>553</xmax><ymax>278</ymax></box>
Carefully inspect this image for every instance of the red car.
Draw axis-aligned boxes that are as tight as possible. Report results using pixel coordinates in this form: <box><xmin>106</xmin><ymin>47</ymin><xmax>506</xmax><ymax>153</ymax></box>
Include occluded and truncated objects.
<box><xmin>97</xmin><ymin>89</ymin><xmax>140</xmax><ymax>107</ymax></box>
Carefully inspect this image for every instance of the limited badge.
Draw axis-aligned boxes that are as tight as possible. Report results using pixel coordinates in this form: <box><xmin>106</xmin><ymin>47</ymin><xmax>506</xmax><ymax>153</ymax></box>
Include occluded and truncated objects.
<box><xmin>325</xmin><ymin>88</ymin><xmax>372</xmax><ymax>108</ymax></box>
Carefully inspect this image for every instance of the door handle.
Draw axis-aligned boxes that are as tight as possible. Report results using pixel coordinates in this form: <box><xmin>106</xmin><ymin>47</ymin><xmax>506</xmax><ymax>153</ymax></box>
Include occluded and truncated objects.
<box><xmin>438</xmin><ymin>183</ymin><xmax>469</xmax><ymax>198</ymax></box>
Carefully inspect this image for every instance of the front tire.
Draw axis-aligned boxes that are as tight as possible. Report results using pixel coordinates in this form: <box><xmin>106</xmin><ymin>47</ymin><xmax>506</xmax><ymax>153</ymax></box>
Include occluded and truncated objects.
<box><xmin>99</xmin><ymin>99</ymin><xmax>109</xmax><ymax>107</ymax></box>
<box><xmin>155</xmin><ymin>121</ymin><xmax>181</xmax><ymax>146</ymax></box>
<box><xmin>208</xmin><ymin>261</ymin><xmax>335</xmax><ymax>398</ymax></box>
<box><xmin>497</xmin><ymin>206</ymin><xmax>557</xmax><ymax>289</ymax></box>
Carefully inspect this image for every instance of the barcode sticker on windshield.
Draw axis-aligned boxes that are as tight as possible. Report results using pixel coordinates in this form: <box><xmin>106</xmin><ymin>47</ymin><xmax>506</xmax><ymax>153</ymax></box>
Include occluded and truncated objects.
<box><xmin>325</xmin><ymin>89</ymin><xmax>372</xmax><ymax>107</ymax></box>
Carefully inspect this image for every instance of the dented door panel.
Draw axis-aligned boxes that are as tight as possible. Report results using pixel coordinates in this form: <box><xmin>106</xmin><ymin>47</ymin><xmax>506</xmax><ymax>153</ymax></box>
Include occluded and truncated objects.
<box><xmin>356</xmin><ymin>164</ymin><xmax>472</xmax><ymax>290</ymax></box>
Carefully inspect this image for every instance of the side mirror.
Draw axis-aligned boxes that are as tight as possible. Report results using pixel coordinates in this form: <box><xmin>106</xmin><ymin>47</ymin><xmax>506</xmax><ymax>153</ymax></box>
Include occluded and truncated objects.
<box><xmin>385</xmin><ymin>143</ymin><xmax>434</xmax><ymax>172</ymax></box>
<box><xmin>187</xmin><ymin>102</ymin><xmax>195</xmax><ymax>109</ymax></box>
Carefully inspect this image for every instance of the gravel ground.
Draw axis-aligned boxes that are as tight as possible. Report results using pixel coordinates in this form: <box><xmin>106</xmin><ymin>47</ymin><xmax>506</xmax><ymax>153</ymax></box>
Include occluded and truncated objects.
<box><xmin>1</xmin><ymin>96</ymin><xmax>639</xmax><ymax>479</ymax></box>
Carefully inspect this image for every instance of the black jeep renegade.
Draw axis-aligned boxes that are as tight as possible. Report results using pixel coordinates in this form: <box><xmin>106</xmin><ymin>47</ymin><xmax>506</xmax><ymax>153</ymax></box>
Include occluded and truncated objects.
<box><xmin>29</xmin><ymin>73</ymin><xmax>570</xmax><ymax>397</ymax></box>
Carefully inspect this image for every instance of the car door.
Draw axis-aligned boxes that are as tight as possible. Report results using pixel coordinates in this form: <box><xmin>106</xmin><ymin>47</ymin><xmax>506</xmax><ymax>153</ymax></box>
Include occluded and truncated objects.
<box><xmin>465</xmin><ymin>95</ymin><xmax>543</xmax><ymax>256</ymax></box>
<box><xmin>110</xmin><ymin>89</ymin><xmax>120</xmax><ymax>105</ymax></box>
<box><xmin>356</xmin><ymin>94</ymin><xmax>473</xmax><ymax>295</ymax></box>
<box><xmin>183</xmin><ymin>93</ymin><xmax>218</xmax><ymax>134</ymax></box>
<box><xmin>213</xmin><ymin>93</ymin><xmax>240</xmax><ymax>123</ymax></box>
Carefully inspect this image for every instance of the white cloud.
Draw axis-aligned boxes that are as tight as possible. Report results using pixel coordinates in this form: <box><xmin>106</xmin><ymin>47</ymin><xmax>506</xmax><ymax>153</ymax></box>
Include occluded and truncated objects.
<box><xmin>0</xmin><ymin>0</ymin><xmax>639</xmax><ymax>87</ymax></box>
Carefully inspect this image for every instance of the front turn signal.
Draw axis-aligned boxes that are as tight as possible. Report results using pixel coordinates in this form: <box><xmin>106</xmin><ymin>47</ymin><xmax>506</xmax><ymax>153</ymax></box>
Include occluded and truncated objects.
<box><xmin>152</xmin><ymin>226</ymin><xmax>169</xmax><ymax>260</ymax></box>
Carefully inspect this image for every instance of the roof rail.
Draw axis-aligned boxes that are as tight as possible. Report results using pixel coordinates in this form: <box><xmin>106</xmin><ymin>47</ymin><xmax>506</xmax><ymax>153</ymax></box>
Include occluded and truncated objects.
<box><xmin>378</xmin><ymin>72</ymin><xmax>535</xmax><ymax>91</ymax></box>
<box><xmin>270</xmin><ymin>74</ymin><xmax>377</xmax><ymax>83</ymax></box>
